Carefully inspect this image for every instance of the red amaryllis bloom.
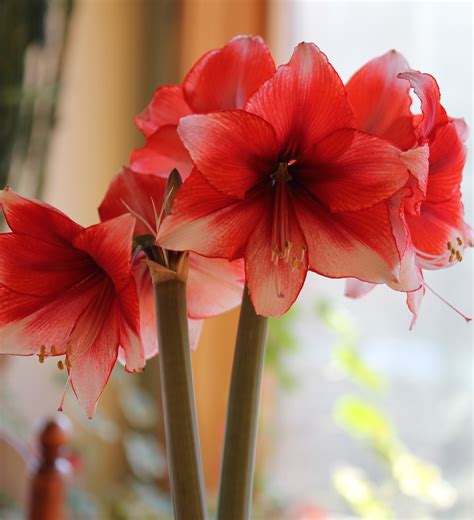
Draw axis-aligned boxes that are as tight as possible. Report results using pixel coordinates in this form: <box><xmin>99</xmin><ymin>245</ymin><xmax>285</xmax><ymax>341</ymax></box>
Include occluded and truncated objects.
<box><xmin>344</xmin><ymin>51</ymin><xmax>472</xmax><ymax>326</ymax></box>
<box><xmin>158</xmin><ymin>43</ymin><xmax>419</xmax><ymax>317</ymax></box>
<box><xmin>98</xmin><ymin>167</ymin><xmax>245</xmax><ymax>352</ymax></box>
<box><xmin>130</xmin><ymin>35</ymin><xmax>276</xmax><ymax>180</ymax></box>
<box><xmin>0</xmin><ymin>189</ymin><xmax>144</xmax><ymax>418</ymax></box>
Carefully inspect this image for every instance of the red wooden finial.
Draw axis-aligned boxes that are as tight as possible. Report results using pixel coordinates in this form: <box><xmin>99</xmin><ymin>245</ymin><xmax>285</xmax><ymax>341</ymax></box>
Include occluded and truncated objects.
<box><xmin>28</xmin><ymin>414</ymin><xmax>73</xmax><ymax>520</ymax></box>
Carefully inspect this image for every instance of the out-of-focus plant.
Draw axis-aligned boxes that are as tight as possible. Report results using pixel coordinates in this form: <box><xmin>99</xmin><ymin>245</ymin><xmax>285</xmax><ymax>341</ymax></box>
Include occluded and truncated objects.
<box><xmin>266</xmin><ymin>308</ymin><xmax>299</xmax><ymax>390</ymax></box>
<box><xmin>0</xmin><ymin>0</ymin><xmax>72</xmax><ymax>196</ymax></box>
<box><xmin>317</xmin><ymin>301</ymin><xmax>457</xmax><ymax>519</ymax></box>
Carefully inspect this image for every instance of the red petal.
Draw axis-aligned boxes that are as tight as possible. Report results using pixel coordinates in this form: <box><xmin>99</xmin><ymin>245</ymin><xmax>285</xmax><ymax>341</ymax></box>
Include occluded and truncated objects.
<box><xmin>245</xmin><ymin>42</ymin><xmax>355</xmax><ymax>155</ymax></box>
<box><xmin>407</xmin><ymin>191</ymin><xmax>468</xmax><ymax>261</ymax></box>
<box><xmin>135</xmin><ymin>85</ymin><xmax>192</xmax><ymax>138</ymax></box>
<box><xmin>0</xmin><ymin>271</ymin><xmax>102</xmax><ymax>355</ymax></box>
<box><xmin>183</xmin><ymin>35</ymin><xmax>276</xmax><ymax>113</ymax></box>
<box><xmin>178</xmin><ymin>111</ymin><xmax>278</xmax><ymax>198</ymax></box>
<box><xmin>158</xmin><ymin>169</ymin><xmax>264</xmax><ymax>260</ymax></box>
<box><xmin>293</xmin><ymin>191</ymin><xmax>406</xmax><ymax>287</ymax></box>
<box><xmin>73</xmin><ymin>214</ymin><xmax>135</xmax><ymax>292</ymax></box>
<box><xmin>400</xmin><ymin>144</ymin><xmax>430</xmax><ymax>198</ymax></box>
<box><xmin>0</xmin><ymin>189</ymin><xmax>82</xmax><ymax>245</ymax></box>
<box><xmin>450</xmin><ymin>117</ymin><xmax>469</xmax><ymax>142</ymax></box>
<box><xmin>0</xmin><ymin>234</ymin><xmax>92</xmax><ymax>299</ymax></box>
<box><xmin>187</xmin><ymin>254</ymin><xmax>244</xmax><ymax>319</ymax></box>
<box><xmin>245</xmin><ymin>193</ymin><xmax>308</xmax><ymax>317</ymax></box>
<box><xmin>118</xmin><ymin>279</ymin><xmax>144</xmax><ymax>373</ymax></box>
<box><xmin>345</xmin><ymin>279</ymin><xmax>376</xmax><ymax>298</ymax></box>
<box><xmin>69</xmin><ymin>300</ymin><xmax>120</xmax><ymax>418</ymax></box>
<box><xmin>398</xmin><ymin>70</ymin><xmax>448</xmax><ymax>139</ymax></box>
<box><xmin>130</xmin><ymin>125</ymin><xmax>193</xmax><ymax>181</ymax></box>
<box><xmin>346</xmin><ymin>50</ymin><xmax>416</xmax><ymax>149</ymax></box>
<box><xmin>299</xmin><ymin>129</ymin><xmax>409</xmax><ymax>212</ymax></box>
<box><xmin>99</xmin><ymin>167</ymin><xmax>167</xmax><ymax>236</ymax></box>
<box><xmin>425</xmin><ymin>122</ymin><xmax>466</xmax><ymax>204</ymax></box>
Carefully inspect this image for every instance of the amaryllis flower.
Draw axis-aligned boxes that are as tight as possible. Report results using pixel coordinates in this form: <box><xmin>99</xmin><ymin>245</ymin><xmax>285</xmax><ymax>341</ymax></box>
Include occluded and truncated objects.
<box><xmin>98</xmin><ymin>167</ymin><xmax>245</xmax><ymax>352</ymax></box>
<box><xmin>0</xmin><ymin>189</ymin><xmax>144</xmax><ymax>418</ymax></box>
<box><xmin>158</xmin><ymin>43</ymin><xmax>420</xmax><ymax>317</ymax></box>
<box><xmin>130</xmin><ymin>35</ymin><xmax>276</xmax><ymax>181</ymax></box>
<box><xmin>344</xmin><ymin>51</ymin><xmax>472</xmax><ymax>325</ymax></box>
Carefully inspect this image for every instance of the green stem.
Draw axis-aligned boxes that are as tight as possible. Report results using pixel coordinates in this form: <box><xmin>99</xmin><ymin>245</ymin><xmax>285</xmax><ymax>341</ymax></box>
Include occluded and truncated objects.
<box><xmin>153</xmin><ymin>278</ymin><xmax>207</xmax><ymax>520</ymax></box>
<box><xmin>216</xmin><ymin>285</ymin><xmax>269</xmax><ymax>520</ymax></box>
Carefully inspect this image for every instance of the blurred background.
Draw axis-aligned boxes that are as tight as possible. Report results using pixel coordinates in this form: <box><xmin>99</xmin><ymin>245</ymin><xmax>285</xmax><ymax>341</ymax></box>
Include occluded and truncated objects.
<box><xmin>0</xmin><ymin>1</ymin><xmax>472</xmax><ymax>519</ymax></box>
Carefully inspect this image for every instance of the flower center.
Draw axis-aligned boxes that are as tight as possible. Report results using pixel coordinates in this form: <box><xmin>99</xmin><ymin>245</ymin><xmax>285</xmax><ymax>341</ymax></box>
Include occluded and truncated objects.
<box><xmin>270</xmin><ymin>162</ymin><xmax>292</xmax><ymax>266</ymax></box>
<box><xmin>270</xmin><ymin>162</ymin><xmax>307</xmax><ymax>271</ymax></box>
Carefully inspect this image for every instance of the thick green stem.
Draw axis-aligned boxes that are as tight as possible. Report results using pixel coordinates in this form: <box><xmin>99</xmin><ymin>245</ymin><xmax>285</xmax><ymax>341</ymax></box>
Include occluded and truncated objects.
<box><xmin>153</xmin><ymin>278</ymin><xmax>207</xmax><ymax>520</ymax></box>
<box><xmin>216</xmin><ymin>285</ymin><xmax>269</xmax><ymax>520</ymax></box>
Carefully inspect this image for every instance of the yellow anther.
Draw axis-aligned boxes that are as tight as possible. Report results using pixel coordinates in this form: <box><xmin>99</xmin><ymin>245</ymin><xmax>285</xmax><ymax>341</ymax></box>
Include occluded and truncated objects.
<box><xmin>457</xmin><ymin>237</ymin><xmax>463</xmax><ymax>246</ymax></box>
<box><xmin>300</xmin><ymin>244</ymin><xmax>307</xmax><ymax>261</ymax></box>
<box><xmin>291</xmin><ymin>256</ymin><xmax>299</xmax><ymax>269</ymax></box>
<box><xmin>40</xmin><ymin>345</ymin><xmax>46</xmax><ymax>356</ymax></box>
<box><xmin>50</xmin><ymin>346</ymin><xmax>56</xmax><ymax>356</ymax></box>
<box><xmin>65</xmin><ymin>358</ymin><xmax>72</xmax><ymax>368</ymax></box>
<box><xmin>449</xmin><ymin>254</ymin><xmax>454</xmax><ymax>263</ymax></box>
<box><xmin>450</xmin><ymin>246</ymin><xmax>456</xmax><ymax>255</ymax></box>
<box><xmin>38</xmin><ymin>354</ymin><xmax>45</xmax><ymax>364</ymax></box>
<box><xmin>456</xmin><ymin>251</ymin><xmax>462</xmax><ymax>262</ymax></box>
<box><xmin>447</xmin><ymin>241</ymin><xmax>452</xmax><ymax>250</ymax></box>
<box><xmin>57</xmin><ymin>360</ymin><xmax>64</xmax><ymax>370</ymax></box>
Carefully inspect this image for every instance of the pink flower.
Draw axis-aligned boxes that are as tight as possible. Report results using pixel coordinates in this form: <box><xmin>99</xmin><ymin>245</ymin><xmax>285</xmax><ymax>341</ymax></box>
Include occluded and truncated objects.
<box><xmin>130</xmin><ymin>35</ymin><xmax>276</xmax><ymax>181</ymax></box>
<box><xmin>345</xmin><ymin>51</ymin><xmax>472</xmax><ymax>326</ymax></box>
<box><xmin>0</xmin><ymin>189</ymin><xmax>144</xmax><ymax>418</ymax></box>
<box><xmin>99</xmin><ymin>167</ymin><xmax>245</xmax><ymax>353</ymax></box>
<box><xmin>158</xmin><ymin>43</ymin><xmax>418</xmax><ymax>316</ymax></box>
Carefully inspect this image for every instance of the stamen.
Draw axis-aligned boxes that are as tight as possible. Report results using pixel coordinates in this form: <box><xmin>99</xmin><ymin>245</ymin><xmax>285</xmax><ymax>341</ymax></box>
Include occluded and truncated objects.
<box><xmin>457</xmin><ymin>237</ymin><xmax>463</xmax><ymax>246</ymax></box>
<box><xmin>50</xmin><ymin>345</ymin><xmax>56</xmax><ymax>356</ymax></box>
<box><xmin>424</xmin><ymin>282</ymin><xmax>472</xmax><ymax>323</ymax></box>
<box><xmin>57</xmin><ymin>374</ymin><xmax>71</xmax><ymax>413</ymax></box>
<box><xmin>38</xmin><ymin>354</ymin><xmax>45</xmax><ymax>364</ymax></box>
<box><xmin>270</xmin><ymin>162</ymin><xmax>292</xmax><ymax>265</ymax></box>
<box><xmin>121</xmin><ymin>199</ymin><xmax>157</xmax><ymax>237</ymax></box>
<box><xmin>57</xmin><ymin>360</ymin><xmax>64</xmax><ymax>370</ymax></box>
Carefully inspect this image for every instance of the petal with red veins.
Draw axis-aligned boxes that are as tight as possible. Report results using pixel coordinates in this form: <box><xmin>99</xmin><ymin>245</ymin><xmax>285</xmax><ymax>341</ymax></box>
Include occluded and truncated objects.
<box><xmin>0</xmin><ymin>271</ymin><xmax>102</xmax><ymax>355</ymax></box>
<box><xmin>118</xmin><ymin>279</ymin><xmax>144</xmax><ymax>373</ymax></box>
<box><xmin>178</xmin><ymin>111</ymin><xmax>278</xmax><ymax>198</ymax></box>
<box><xmin>0</xmin><ymin>234</ymin><xmax>93</xmax><ymax>298</ymax></box>
<box><xmin>346</xmin><ymin>50</ymin><xmax>416</xmax><ymax>150</ymax></box>
<box><xmin>299</xmin><ymin>129</ymin><xmax>409</xmax><ymax>212</ymax></box>
<box><xmin>187</xmin><ymin>254</ymin><xmax>244</xmax><ymax>319</ymax></box>
<box><xmin>245</xmin><ymin>42</ymin><xmax>355</xmax><ymax>156</ymax></box>
<box><xmin>398</xmin><ymin>70</ymin><xmax>448</xmax><ymax>139</ymax></box>
<box><xmin>407</xmin><ymin>191</ymin><xmax>467</xmax><ymax>262</ymax></box>
<box><xmin>158</xmin><ymin>169</ymin><xmax>265</xmax><ymax>260</ymax></box>
<box><xmin>345</xmin><ymin>279</ymin><xmax>376</xmax><ymax>298</ymax></box>
<box><xmin>99</xmin><ymin>167</ymin><xmax>167</xmax><ymax>236</ymax></box>
<box><xmin>130</xmin><ymin>125</ymin><xmax>193</xmax><ymax>181</ymax></box>
<box><xmin>293</xmin><ymin>191</ymin><xmax>409</xmax><ymax>287</ymax></box>
<box><xmin>73</xmin><ymin>214</ymin><xmax>135</xmax><ymax>292</ymax></box>
<box><xmin>245</xmin><ymin>194</ymin><xmax>308</xmax><ymax>317</ymax></box>
<box><xmin>400</xmin><ymin>144</ymin><xmax>430</xmax><ymax>197</ymax></box>
<box><xmin>0</xmin><ymin>188</ymin><xmax>82</xmax><ymax>244</ymax></box>
<box><xmin>69</xmin><ymin>301</ymin><xmax>120</xmax><ymax>419</ymax></box>
<box><xmin>183</xmin><ymin>35</ymin><xmax>276</xmax><ymax>113</ymax></box>
<box><xmin>135</xmin><ymin>85</ymin><xmax>192</xmax><ymax>138</ymax></box>
<box><xmin>425</xmin><ymin>122</ymin><xmax>466</xmax><ymax>204</ymax></box>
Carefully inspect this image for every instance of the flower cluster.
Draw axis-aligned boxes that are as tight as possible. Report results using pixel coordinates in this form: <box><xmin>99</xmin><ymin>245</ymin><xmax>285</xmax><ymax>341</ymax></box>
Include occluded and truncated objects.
<box><xmin>0</xmin><ymin>36</ymin><xmax>470</xmax><ymax>416</ymax></box>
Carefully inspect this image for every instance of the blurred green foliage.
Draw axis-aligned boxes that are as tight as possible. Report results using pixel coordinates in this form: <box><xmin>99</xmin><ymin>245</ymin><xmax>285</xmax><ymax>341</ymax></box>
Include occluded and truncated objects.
<box><xmin>316</xmin><ymin>301</ymin><xmax>457</xmax><ymax>519</ymax></box>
